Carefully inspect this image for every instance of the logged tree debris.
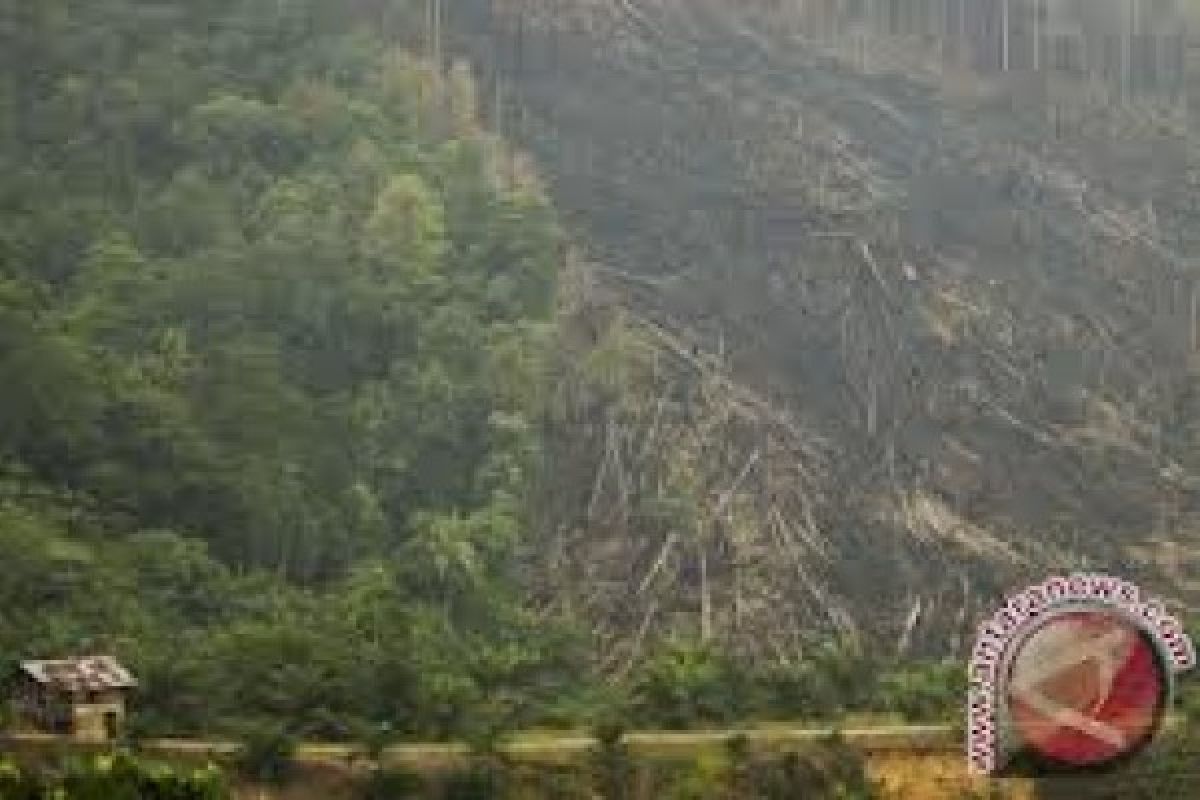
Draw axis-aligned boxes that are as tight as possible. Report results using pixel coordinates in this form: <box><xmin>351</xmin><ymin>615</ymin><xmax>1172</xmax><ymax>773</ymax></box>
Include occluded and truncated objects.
<box><xmin>447</xmin><ymin>0</ymin><xmax>1200</xmax><ymax>662</ymax></box>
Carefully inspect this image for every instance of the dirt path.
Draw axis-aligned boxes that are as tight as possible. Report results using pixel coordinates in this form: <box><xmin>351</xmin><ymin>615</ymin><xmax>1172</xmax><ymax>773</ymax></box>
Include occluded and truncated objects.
<box><xmin>125</xmin><ymin>722</ymin><xmax>959</xmax><ymax>768</ymax></box>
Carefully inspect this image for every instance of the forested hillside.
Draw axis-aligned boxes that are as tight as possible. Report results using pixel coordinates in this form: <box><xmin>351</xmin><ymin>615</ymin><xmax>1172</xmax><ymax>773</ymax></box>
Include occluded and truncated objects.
<box><xmin>0</xmin><ymin>0</ymin><xmax>582</xmax><ymax>739</ymax></box>
<box><xmin>0</xmin><ymin>0</ymin><xmax>966</xmax><ymax>742</ymax></box>
<box><xmin>4</xmin><ymin>0</ymin><xmax>1199</xmax><ymax>747</ymax></box>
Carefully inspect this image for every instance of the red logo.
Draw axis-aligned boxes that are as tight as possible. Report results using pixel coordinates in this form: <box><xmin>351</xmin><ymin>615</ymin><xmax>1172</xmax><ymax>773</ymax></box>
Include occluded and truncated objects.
<box><xmin>1005</xmin><ymin>609</ymin><xmax>1168</xmax><ymax>768</ymax></box>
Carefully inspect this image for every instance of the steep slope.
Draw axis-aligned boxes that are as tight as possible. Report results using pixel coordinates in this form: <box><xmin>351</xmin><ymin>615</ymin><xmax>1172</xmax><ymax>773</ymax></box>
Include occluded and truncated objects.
<box><xmin>444</xmin><ymin>0</ymin><xmax>1200</xmax><ymax>661</ymax></box>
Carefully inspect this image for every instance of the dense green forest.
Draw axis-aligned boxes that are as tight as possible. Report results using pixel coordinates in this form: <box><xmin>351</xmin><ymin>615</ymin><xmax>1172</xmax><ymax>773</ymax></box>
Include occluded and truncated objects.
<box><xmin>0</xmin><ymin>0</ymin><xmax>973</xmax><ymax>742</ymax></box>
<box><xmin>0</xmin><ymin>0</ymin><xmax>575</xmax><ymax>740</ymax></box>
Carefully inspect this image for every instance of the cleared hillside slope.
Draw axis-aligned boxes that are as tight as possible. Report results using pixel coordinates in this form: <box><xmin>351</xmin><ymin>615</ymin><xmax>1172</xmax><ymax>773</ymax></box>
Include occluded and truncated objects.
<box><xmin>444</xmin><ymin>0</ymin><xmax>1200</xmax><ymax>662</ymax></box>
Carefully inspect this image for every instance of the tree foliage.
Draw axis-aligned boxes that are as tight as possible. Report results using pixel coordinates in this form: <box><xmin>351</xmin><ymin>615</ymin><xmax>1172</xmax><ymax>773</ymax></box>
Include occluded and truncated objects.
<box><xmin>0</xmin><ymin>754</ymin><xmax>228</xmax><ymax>800</ymax></box>
<box><xmin>0</xmin><ymin>0</ymin><xmax>994</xmax><ymax>745</ymax></box>
<box><xmin>0</xmin><ymin>0</ymin><xmax>567</xmax><ymax>740</ymax></box>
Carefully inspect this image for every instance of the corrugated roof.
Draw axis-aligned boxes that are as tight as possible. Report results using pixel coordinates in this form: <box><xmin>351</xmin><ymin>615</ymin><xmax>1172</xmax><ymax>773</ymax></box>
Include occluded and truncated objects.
<box><xmin>20</xmin><ymin>656</ymin><xmax>137</xmax><ymax>693</ymax></box>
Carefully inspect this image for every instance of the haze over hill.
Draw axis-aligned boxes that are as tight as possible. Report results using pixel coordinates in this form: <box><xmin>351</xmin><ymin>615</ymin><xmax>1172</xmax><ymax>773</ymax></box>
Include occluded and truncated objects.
<box><xmin>442</xmin><ymin>0</ymin><xmax>1200</xmax><ymax>660</ymax></box>
<box><xmin>3</xmin><ymin>0</ymin><xmax>1200</xmax><ymax>756</ymax></box>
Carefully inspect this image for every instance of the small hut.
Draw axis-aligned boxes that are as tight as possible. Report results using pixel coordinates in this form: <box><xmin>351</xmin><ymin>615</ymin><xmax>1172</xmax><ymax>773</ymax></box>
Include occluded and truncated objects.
<box><xmin>11</xmin><ymin>656</ymin><xmax>137</xmax><ymax>742</ymax></box>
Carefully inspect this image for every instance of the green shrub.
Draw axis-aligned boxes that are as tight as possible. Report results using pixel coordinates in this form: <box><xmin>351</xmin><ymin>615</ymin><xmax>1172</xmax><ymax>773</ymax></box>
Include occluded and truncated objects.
<box><xmin>512</xmin><ymin>764</ymin><xmax>592</xmax><ymax>800</ymax></box>
<box><xmin>63</xmin><ymin>753</ymin><xmax>227</xmax><ymax>800</ymax></box>
<box><xmin>743</xmin><ymin>736</ymin><xmax>881</xmax><ymax>800</ymax></box>
<box><xmin>589</xmin><ymin>720</ymin><xmax>633</xmax><ymax>800</ymax></box>
<box><xmin>631</xmin><ymin>641</ymin><xmax>749</xmax><ymax>728</ymax></box>
<box><xmin>876</xmin><ymin>661</ymin><xmax>965</xmax><ymax>721</ymax></box>
<box><xmin>235</xmin><ymin>724</ymin><xmax>297</xmax><ymax>785</ymax></box>
<box><xmin>0</xmin><ymin>753</ymin><xmax>228</xmax><ymax>800</ymax></box>
<box><xmin>659</xmin><ymin>751</ymin><xmax>728</xmax><ymax>800</ymax></box>
<box><xmin>0</xmin><ymin>757</ymin><xmax>44</xmax><ymax>800</ymax></box>
<box><xmin>440</xmin><ymin>758</ymin><xmax>510</xmax><ymax>800</ymax></box>
<box><xmin>357</xmin><ymin>720</ymin><xmax>399</xmax><ymax>764</ymax></box>
<box><xmin>361</xmin><ymin>765</ymin><xmax>424</xmax><ymax>799</ymax></box>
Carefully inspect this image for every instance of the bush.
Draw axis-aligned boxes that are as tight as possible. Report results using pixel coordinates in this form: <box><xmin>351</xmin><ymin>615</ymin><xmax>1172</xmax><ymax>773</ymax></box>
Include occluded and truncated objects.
<box><xmin>361</xmin><ymin>765</ymin><xmax>424</xmax><ymax>799</ymax></box>
<box><xmin>0</xmin><ymin>753</ymin><xmax>228</xmax><ymax>800</ymax></box>
<box><xmin>0</xmin><ymin>757</ymin><xmax>44</xmax><ymax>800</ymax></box>
<box><xmin>658</xmin><ymin>751</ymin><xmax>728</xmax><ymax>800</ymax></box>
<box><xmin>743</xmin><ymin>736</ymin><xmax>881</xmax><ymax>800</ymax></box>
<box><xmin>631</xmin><ymin>641</ymin><xmax>748</xmax><ymax>728</ymax></box>
<box><xmin>62</xmin><ymin>753</ymin><xmax>228</xmax><ymax>800</ymax></box>
<box><xmin>589</xmin><ymin>719</ymin><xmax>633</xmax><ymax>800</ymax></box>
<box><xmin>750</xmin><ymin>661</ymin><xmax>840</xmax><ymax>720</ymax></box>
<box><xmin>357</xmin><ymin>720</ymin><xmax>399</xmax><ymax>764</ymax></box>
<box><xmin>235</xmin><ymin>723</ymin><xmax>297</xmax><ymax>785</ymax></box>
<box><xmin>511</xmin><ymin>764</ymin><xmax>592</xmax><ymax>799</ymax></box>
<box><xmin>876</xmin><ymin>661</ymin><xmax>964</xmax><ymax>721</ymax></box>
<box><xmin>440</xmin><ymin>758</ymin><xmax>510</xmax><ymax>800</ymax></box>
